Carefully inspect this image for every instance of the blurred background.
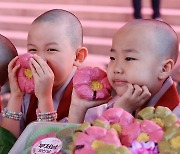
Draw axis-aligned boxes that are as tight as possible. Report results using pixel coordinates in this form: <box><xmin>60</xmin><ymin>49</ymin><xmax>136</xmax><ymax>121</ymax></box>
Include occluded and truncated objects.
<box><xmin>0</xmin><ymin>0</ymin><xmax>180</xmax><ymax>106</ymax></box>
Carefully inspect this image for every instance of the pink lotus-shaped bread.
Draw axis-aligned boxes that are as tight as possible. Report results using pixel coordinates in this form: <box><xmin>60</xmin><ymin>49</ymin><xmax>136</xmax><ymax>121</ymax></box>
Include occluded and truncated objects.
<box><xmin>120</xmin><ymin>120</ymin><xmax>164</xmax><ymax>147</ymax></box>
<box><xmin>73</xmin><ymin>67</ymin><xmax>112</xmax><ymax>101</ymax></box>
<box><xmin>91</xmin><ymin>108</ymin><xmax>134</xmax><ymax>137</ymax></box>
<box><xmin>74</xmin><ymin>126</ymin><xmax>121</xmax><ymax>154</ymax></box>
<box><xmin>16</xmin><ymin>53</ymin><xmax>34</xmax><ymax>94</ymax></box>
<box><xmin>97</xmin><ymin>108</ymin><xmax>135</xmax><ymax>128</ymax></box>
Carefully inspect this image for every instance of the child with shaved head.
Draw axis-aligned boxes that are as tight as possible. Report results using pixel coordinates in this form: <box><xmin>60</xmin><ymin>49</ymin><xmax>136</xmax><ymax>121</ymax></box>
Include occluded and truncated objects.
<box><xmin>108</xmin><ymin>19</ymin><xmax>179</xmax><ymax>112</ymax></box>
<box><xmin>0</xmin><ymin>9</ymin><xmax>88</xmax><ymax>139</ymax></box>
<box><xmin>69</xmin><ymin>19</ymin><xmax>180</xmax><ymax>123</ymax></box>
<box><xmin>0</xmin><ymin>34</ymin><xmax>17</xmax><ymax>110</ymax></box>
<box><xmin>0</xmin><ymin>34</ymin><xmax>17</xmax><ymax>153</ymax></box>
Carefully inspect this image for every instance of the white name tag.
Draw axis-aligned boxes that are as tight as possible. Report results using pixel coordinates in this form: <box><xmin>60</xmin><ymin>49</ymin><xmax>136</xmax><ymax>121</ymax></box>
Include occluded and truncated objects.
<box><xmin>31</xmin><ymin>137</ymin><xmax>62</xmax><ymax>154</ymax></box>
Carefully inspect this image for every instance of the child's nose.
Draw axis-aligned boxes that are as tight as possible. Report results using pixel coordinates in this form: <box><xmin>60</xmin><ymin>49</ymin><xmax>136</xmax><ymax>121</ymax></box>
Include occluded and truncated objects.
<box><xmin>113</xmin><ymin>65</ymin><xmax>123</xmax><ymax>74</ymax></box>
<box><xmin>36</xmin><ymin>53</ymin><xmax>47</xmax><ymax>62</ymax></box>
<box><xmin>114</xmin><ymin>70</ymin><xmax>123</xmax><ymax>74</ymax></box>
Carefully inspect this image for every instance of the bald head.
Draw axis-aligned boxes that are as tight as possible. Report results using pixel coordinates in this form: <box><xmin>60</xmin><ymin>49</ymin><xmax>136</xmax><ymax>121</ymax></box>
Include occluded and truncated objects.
<box><xmin>0</xmin><ymin>34</ymin><xmax>18</xmax><ymax>86</ymax></box>
<box><xmin>117</xmin><ymin>19</ymin><xmax>179</xmax><ymax>63</ymax></box>
<box><xmin>32</xmin><ymin>9</ymin><xmax>83</xmax><ymax>50</ymax></box>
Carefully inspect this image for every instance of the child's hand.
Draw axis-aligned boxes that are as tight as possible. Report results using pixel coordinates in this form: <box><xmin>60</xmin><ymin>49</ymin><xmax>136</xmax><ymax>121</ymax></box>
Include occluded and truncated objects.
<box><xmin>113</xmin><ymin>83</ymin><xmax>151</xmax><ymax>113</ymax></box>
<box><xmin>29</xmin><ymin>54</ymin><xmax>54</xmax><ymax>111</ymax></box>
<box><xmin>72</xmin><ymin>89</ymin><xmax>111</xmax><ymax>110</ymax></box>
<box><xmin>8</xmin><ymin>56</ymin><xmax>24</xmax><ymax>99</ymax></box>
<box><xmin>68</xmin><ymin>89</ymin><xmax>111</xmax><ymax>123</ymax></box>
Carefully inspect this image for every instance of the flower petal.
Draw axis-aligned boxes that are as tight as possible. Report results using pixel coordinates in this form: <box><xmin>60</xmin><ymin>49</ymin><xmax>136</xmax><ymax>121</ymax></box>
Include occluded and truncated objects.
<box><xmin>121</xmin><ymin>122</ymin><xmax>141</xmax><ymax>147</ymax></box>
<box><xmin>18</xmin><ymin>53</ymin><xmax>33</xmax><ymax>68</ymax></box>
<box><xmin>18</xmin><ymin>76</ymin><xmax>27</xmax><ymax>92</ymax></box>
<box><xmin>131</xmin><ymin>141</ymin><xmax>143</xmax><ymax>149</ymax></box>
<box><xmin>142</xmin><ymin>141</ymin><xmax>155</xmax><ymax>149</ymax></box>
<box><xmin>75</xmin><ymin>133</ymin><xmax>94</xmax><ymax>148</ymax></box>
<box><xmin>85</xmin><ymin>126</ymin><xmax>107</xmax><ymax>139</ymax></box>
<box><xmin>96</xmin><ymin>88</ymin><xmax>110</xmax><ymax>100</ymax></box>
<box><xmin>73</xmin><ymin>71</ymin><xmax>91</xmax><ymax>88</ymax></box>
<box><xmin>149</xmin><ymin>129</ymin><xmax>164</xmax><ymax>142</ymax></box>
<box><xmin>119</xmin><ymin>111</ymin><xmax>134</xmax><ymax>128</ymax></box>
<box><xmin>100</xmin><ymin>77</ymin><xmax>112</xmax><ymax>91</ymax></box>
<box><xmin>17</xmin><ymin>67</ymin><xmax>25</xmax><ymax>77</ymax></box>
<box><xmin>25</xmin><ymin>79</ymin><xmax>34</xmax><ymax>94</ymax></box>
<box><xmin>90</xmin><ymin>67</ymin><xmax>106</xmax><ymax>80</ymax></box>
<box><xmin>98</xmin><ymin>129</ymin><xmax>121</xmax><ymax>146</ymax></box>
<box><xmin>75</xmin><ymin>85</ymin><xmax>94</xmax><ymax>101</ymax></box>
<box><xmin>101</xmin><ymin>108</ymin><xmax>124</xmax><ymax>123</ymax></box>
<box><xmin>141</xmin><ymin>120</ymin><xmax>162</xmax><ymax>134</ymax></box>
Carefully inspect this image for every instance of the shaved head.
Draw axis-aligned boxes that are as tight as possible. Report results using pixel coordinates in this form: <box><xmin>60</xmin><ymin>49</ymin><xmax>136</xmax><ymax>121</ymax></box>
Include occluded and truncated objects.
<box><xmin>0</xmin><ymin>34</ymin><xmax>18</xmax><ymax>86</ymax></box>
<box><xmin>32</xmin><ymin>9</ymin><xmax>83</xmax><ymax>50</ymax></box>
<box><xmin>117</xmin><ymin>19</ymin><xmax>179</xmax><ymax>63</ymax></box>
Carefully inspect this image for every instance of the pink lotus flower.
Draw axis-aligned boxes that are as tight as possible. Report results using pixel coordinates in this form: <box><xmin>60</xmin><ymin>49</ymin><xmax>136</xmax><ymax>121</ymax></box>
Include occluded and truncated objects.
<box><xmin>120</xmin><ymin>120</ymin><xmax>164</xmax><ymax>147</ymax></box>
<box><xmin>97</xmin><ymin>108</ymin><xmax>135</xmax><ymax>128</ymax></box>
<box><xmin>16</xmin><ymin>53</ymin><xmax>34</xmax><ymax>93</ymax></box>
<box><xmin>73</xmin><ymin>67</ymin><xmax>112</xmax><ymax>101</ymax></box>
<box><xmin>74</xmin><ymin>126</ymin><xmax>121</xmax><ymax>154</ymax></box>
<box><xmin>130</xmin><ymin>141</ymin><xmax>158</xmax><ymax>154</ymax></box>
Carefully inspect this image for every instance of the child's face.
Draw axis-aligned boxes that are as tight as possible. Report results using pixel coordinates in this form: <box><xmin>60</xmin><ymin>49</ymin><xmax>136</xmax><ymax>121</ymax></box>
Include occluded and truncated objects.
<box><xmin>107</xmin><ymin>27</ymin><xmax>163</xmax><ymax>97</ymax></box>
<box><xmin>27</xmin><ymin>22</ymin><xmax>77</xmax><ymax>88</ymax></box>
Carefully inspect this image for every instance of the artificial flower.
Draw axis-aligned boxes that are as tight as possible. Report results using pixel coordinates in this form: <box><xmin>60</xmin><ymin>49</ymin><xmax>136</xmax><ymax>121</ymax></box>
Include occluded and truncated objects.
<box><xmin>94</xmin><ymin>108</ymin><xmax>135</xmax><ymax>135</ymax></box>
<box><xmin>16</xmin><ymin>53</ymin><xmax>34</xmax><ymax>93</ymax></box>
<box><xmin>130</xmin><ymin>141</ymin><xmax>158</xmax><ymax>154</ymax></box>
<box><xmin>137</xmin><ymin>106</ymin><xmax>177</xmax><ymax>130</ymax></box>
<box><xmin>73</xmin><ymin>67</ymin><xmax>112</xmax><ymax>101</ymax></box>
<box><xmin>120</xmin><ymin>120</ymin><xmax>164</xmax><ymax>147</ymax></box>
<box><xmin>73</xmin><ymin>126</ymin><xmax>121</xmax><ymax>154</ymax></box>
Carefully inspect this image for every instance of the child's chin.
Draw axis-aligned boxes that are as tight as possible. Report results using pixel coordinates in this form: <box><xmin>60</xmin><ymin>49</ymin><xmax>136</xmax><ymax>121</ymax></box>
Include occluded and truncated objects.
<box><xmin>115</xmin><ymin>87</ymin><xmax>127</xmax><ymax>96</ymax></box>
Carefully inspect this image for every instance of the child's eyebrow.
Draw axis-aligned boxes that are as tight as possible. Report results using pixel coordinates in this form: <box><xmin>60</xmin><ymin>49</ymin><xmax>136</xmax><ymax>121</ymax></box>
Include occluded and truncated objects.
<box><xmin>122</xmin><ymin>49</ymin><xmax>139</xmax><ymax>53</ymax></box>
<box><xmin>27</xmin><ymin>43</ymin><xmax>34</xmax><ymax>46</ymax></box>
<box><xmin>110</xmin><ymin>48</ymin><xmax>116</xmax><ymax>52</ymax></box>
<box><xmin>46</xmin><ymin>42</ymin><xmax>59</xmax><ymax>46</ymax></box>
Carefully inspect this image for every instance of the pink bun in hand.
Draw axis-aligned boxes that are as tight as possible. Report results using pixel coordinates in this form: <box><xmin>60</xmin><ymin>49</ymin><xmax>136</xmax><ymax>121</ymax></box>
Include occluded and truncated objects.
<box><xmin>16</xmin><ymin>53</ymin><xmax>34</xmax><ymax>94</ymax></box>
<box><xmin>73</xmin><ymin>67</ymin><xmax>112</xmax><ymax>101</ymax></box>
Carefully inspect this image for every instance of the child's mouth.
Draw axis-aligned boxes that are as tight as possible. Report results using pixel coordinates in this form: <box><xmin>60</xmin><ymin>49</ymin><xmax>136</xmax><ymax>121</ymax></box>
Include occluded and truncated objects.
<box><xmin>113</xmin><ymin>79</ymin><xmax>127</xmax><ymax>86</ymax></box>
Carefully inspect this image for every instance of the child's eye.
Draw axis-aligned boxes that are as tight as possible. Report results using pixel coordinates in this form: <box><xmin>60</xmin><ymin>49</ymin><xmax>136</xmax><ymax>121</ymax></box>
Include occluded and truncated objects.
<box><xmin>47</xmin><ymin>48</ymin><xmax>58</xmax><ymax>52</ymax></box>
<box><xmin>110</xmin><ymin>57</ymin><xmax>115</xmax><ymax>60</ymax></box>
<box><xmin>125</xmin><ymin>57</ymin><xmax>136</xmax><ymax>61</ymax></box>
<box><xmin>28</xmin><ymin>49</ymin><xmax>37</xmax><ymax>53</ymax></box>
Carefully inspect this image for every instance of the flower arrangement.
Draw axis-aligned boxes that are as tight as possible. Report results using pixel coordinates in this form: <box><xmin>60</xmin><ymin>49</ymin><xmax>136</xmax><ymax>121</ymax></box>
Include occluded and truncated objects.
<box><xmin>20</xmin><ymin>106</ymin><xmax>179</xmax><ymax>154</ymax></box>
<box><xmin>72</xmin><ymin>107</ymin><xmax>180</xmax><ymax>154</ymax></box>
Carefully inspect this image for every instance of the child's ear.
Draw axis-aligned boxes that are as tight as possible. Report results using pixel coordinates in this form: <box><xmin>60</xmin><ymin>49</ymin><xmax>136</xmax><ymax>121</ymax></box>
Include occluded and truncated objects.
<box><xmin>159</xmin><ymin>59</ymin><xmax>174</xmax><ymax>80</ymax></box>
<box><xmin>73</xmin><ymin>47</ymin><xmax>88</xmax><ymax>67</ymax></box>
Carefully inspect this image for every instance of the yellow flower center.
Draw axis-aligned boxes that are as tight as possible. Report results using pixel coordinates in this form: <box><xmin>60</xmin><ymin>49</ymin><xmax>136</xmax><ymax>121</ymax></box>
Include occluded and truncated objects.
<box><xmin>137</xmin><ymin>132</ymin><xmax>149</xmax><ymax>142</ymax></box>
<box><xmin>90</xmin><ymin>81</ymin><xmax>103</xmax><ymax>91</ymax></box>
<box><xmin>24</xmin><ymin>68</ymin><xmax>33</xmax><ymax>80</ymax></box>
<box><xmin>170</xmin><ymin>136</ymin><xmax>180</xmax><ymax>149</ymax></box>
<box><xmin>91</xmin><ymin>140</ymin><xmax>104</xmax><ymax>149</ymax></box>
<box><xmin>152</xmin><ymin>118</ymin><xmax>164</xmax><ymax>128</ymax></box>
<box><xmin>111</xmin><ymin>124</ymin><xmax>122</xmax><ymax>135</ymax></box>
